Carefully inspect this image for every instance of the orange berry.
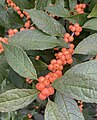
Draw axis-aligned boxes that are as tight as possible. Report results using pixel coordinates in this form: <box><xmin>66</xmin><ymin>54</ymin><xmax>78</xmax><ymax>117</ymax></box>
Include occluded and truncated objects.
<box><xmin>59</xmin><ymin>65</ymin><xmax>63</xmax><ymax>71</ymax></box>
<box><xmin>75</xmin><ymin>32</ymin><xmax>80</xmax><ymax>36</ymax></box>
<box><xmin>69</xmin><ymin>44</ymin><xmax>74</xmax><ymax>49</ymax></box>
<box><xmin>64</xmin><ymin>37</ymin><xmax>69</xmax><ymax>43</ymax></box>
<box><xmin>82</xmin><ymin>4</ymin><xmax>86</xmax><ymax>9</ymax></box>
<box><xmin>43</xmin><ymin>79</ymin><xmax>50</xmax><ymax>86</ymax></box>
<box><xmin>48</xmin><ymin>64</ymin><xmax>54</xmax><ymax>71</ymax></box>
<box><xmin>48</xmin><ymin>86</ymin><xmax>54</xmax><ymax>95</ymax></box>
<box><xmin>61</xmin><ymin>48</ymin><xmax>66</xmax><ymax>52</ymax></box>
<box><xmin>79</xmin><ymin>4</ymin><xmax>83</xmax><ymax>8</ymax></box>
<box><xmin>56</xmin><ymin>59</ymin><xmax>63</xmax><ymax>65</ymax></box>
<box><xmin>2</xmin><ymin>38</ymin><xmax>8</xmax><ymax>44</ymax></box>
<box><xmin>49</xmin><ymin>75</ymin><xmax>56</xmax><ymax>83</ymax></box>
<box><xmin>53</xmin><ymin>73</ymin><xmax>59</xmax><ymax>79</ymax></box>
<box><xmin>20</xmin><ymin>14</ymin><xmax>24</xmax><ymax>18</ymax></box>
<box><xmin>65</xmin><ymin>54</ymin><xmax>72</xmax><ymax>60</ymax></box>
<box><xmin>64</xmin><ymin>33</ymin><xmax>70</xmax><ymax>38</ymax></box>
<box><xmin>68</xmin><ymin>36</ymin><xmax>74</xmax><ymax>42</ymax></box>
<box><xmin>30</xmin><ymin>26</ymin><xmax>35</xmax><ymax>30</ymax></box>
<box><xmin>14</xmin><ymin>6</ymin><xmax>20</xmax><ymax>11</ymax></box>
<box><xmin>38</xmin><ymin>92</ymin><xmax>46</xmax><ymax>100</ymax></box>
<box><xmin>76</xmin><ymin>8</ymin><xmax>82</xmax><ymax>13</ymax></box>
<box><xmin>14</xmin><ymin>29</ymin><xmax>18</xmax><ymax>34</ymax></box>
<box><xmin>20</xmin><ymin>27</ymin><xmax>25</xmax><ymax>31</ymax></box>
<box><xmin>60</xmin><ymin>55</ymin><xmax>66</xmax><ymax>61</ymax></box>
<box><xmin>0</xmin><ymin>42</ymin><xmax>4</xmax><ymax>53</ymax></box>
<box><xmin>8</xmin><ymin>29</ymin><xmax>14</xmax><ymax>35</ymax></box>
<box><xmin>41</xmin><ymin>88</ymin><xmax>50</xmax><ymax>97</ymax></box>
<box><xmin>55</xmin><ymin>70</ymin><xmax>62</xmax><ymax>77</ymax></box>
<box><xmin>51</xmin><ymin>59</ymin><xmax>57</xmax><ymax>64</ymax></box>
<box><xmin>17</xmin><ymin>10</ymin><xmax>22</xmax><ymax>15</ymax></box>
<box><xmin>53</xmin><ymin>63</ymin><xmax>60</xmax><ymax>70</ymax></box>
<box><xmin>62</xmin><ymin>60</ymin><xmax>67</xmax><ymax>65</ymax></box>
<box><xmin>28</xmin><ymin>114</ymin><xmax>32</xmax><ymax>119</ymax></box>
<box><xmin>67</xmin><ymin>58</ymin><xmax>73</xmax><ymax>64</ymax></box>
<box><xmin>68</xmin><ymin>48</ymin><xmax>74</xmax><ymax>54</ymax></box>
<box><xmin>36</xmin><ymin>82</ymin><xmax>45</xmax><ymax>91</ymax></box>
<box><xmin>24</xmin><ymin>22</ymin><xmax>30</xmax><ymax>28</ymax></box>
<box><xmin>69</xmin><ymin>25</ymin><xmax>76</xmax><ymax>32</ymax></box>
<box><xmin>63</xmin><ymin>51</ymin><xmax>69</xmax><ymax>55</ymax></box>
<box><xmin>38</xmin><ymin>76</ymin><xmax>45</xmax><ymax>83</ymax></box>
<box><xmin>74</xmin><ymin>23</ymin><xmax>80</xmax><ymax>28</ymax></box>
<box><xmin>45</xmin><ymin>74</ymin><xmax>50</xmax><ymax>80</ymax></box>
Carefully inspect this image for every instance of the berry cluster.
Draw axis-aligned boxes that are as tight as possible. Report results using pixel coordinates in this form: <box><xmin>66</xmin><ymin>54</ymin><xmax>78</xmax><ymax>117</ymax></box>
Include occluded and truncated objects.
<box><xmin>26</xmin><ymin>78</ymin><xmax>33</xmax><ymax>84</ymax></box>
<box><xmin>75</xmin><ymin>3</ymin><xmax>86</xmax><ymax>14</ymax></box>
<box><xmin>36</xmin><ymin>23</ymin><xmax>83</xmax><ymax>100</ymax></box>
<box><xmin>78</xmin><ymin>100</ymin><xmax>83</xmax><ymax>112</ymax></box>
<box><xmin>6</xmin><ymin>0</ymin><xmax>35</xmax><ymax>37</ymax></box>
<box><xmin>0</xmin><ymin>37</ymin><xmax>8</xmax><ymax>53</ymax></box>
<box><xmin>27</xmin><ymin>113</ymin><xmax>32</xmax><ymax>119</ymax></box>
<box><xmin>69</xmin><ymin>23</ymin><xmax>82</xmax><ymax>36</ymax></box>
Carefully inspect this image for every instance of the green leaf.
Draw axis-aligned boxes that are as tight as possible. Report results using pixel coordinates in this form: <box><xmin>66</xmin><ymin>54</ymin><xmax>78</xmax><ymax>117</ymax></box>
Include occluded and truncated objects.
<box><xmin>9</xmin><ymin>30</ymin><xmax>66</xmax><ymax>50</ymax></box>
<box><xmin>83</xmin><ymin>18</ymin><xmax>97</xmax><ymax>31</ymax></box>
<box><xmin>55</xmin><ymin>92</ymin><xmax>85</xmax><ymax>120</ymax></box>
<box><xmin>0</xmin><ymin>54</ymin><xmax>8</xmax><ymax>84</ymax></box>
<box><xmin>8</xmin><ymin>68</ymin><xmax>25</xmax><ymax>89</ymax></box>
<box><xmin>35</xmin><ymin>0</ymin><xmax>49</xmax><ymax>10</ymax></box>
<box><xmin>69</xmin><ymin>0</ymin><xmax>77</xmax><ymax>10</ymax></box>
<box><xmin>7</xmin><ymin>10</ymin><xmax>24</xmax><ymax>29</ymax></box>
<box><xmin>88</xmin><ymin>4</ymin><xmax>97</xmax><ymax>18</ymax></box>
<box><xmin>44</xmin><ymin>100</ymin><xmax>65</xmax><ymax>120</ymax></box>
<box><xmin>31</xmin><ymin>59</ymin><xmax>48</xmax><ymax>75</ymax></box>
<box><xmin>3</xmin><ymin>44</ymin><xmax>37</xmax><ymax>79</ymax></box>
<box><xmin>75</xmin><ymin>33</ymin><xmax>97</xmax><ymax>55</ymax></box>
<box><xmin>0</xmin><ymin>89</ymin><xmax>38</xmax><ymax>112</ymax></box>
<box><xmin>0</xmin><ymin>5</ymin><xmax>11</xmax><ymax>28</ymax></box>
<box><xmin>53</xmin><ymin>60</ymin><xmax>97</xmax><ymax>103</ymax></box>
<box><xmin>12</xmin><ymin>0</ymin><xmax>33</xmax><ymax>9</ymax></box>
<box><xmin>0</xmin><ymin>0</ymin><xmax>5</xmax><ymax>5</ymax></box>
<box><xmin>45</xmin><ymin>5</ymin><xmax>70</xmax><ymax>17</ymax></box>
<box><xmin>66</xmin><ymin>13</ymin><xmax>88</xmax><ymax>26</ymax></box>
<box><xmin>55</xmin><ymin>0</ymin><xmax>64</xmax><ymax>7</ymax></box>
<box><xmin>26</xmin><ymin>9</ymin><xmax>65</xmax><ymax>36</ymax></box>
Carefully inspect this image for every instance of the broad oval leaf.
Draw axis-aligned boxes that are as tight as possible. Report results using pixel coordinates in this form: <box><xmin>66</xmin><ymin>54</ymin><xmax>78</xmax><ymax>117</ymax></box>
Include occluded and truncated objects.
<box><xmin>88</xmin><ymin>4</ymin><xmax>97</xmax><ymax>18</ymax></box>
<box><xmin>0</xmin><ymin>54</ymin><xmax>8</xmax><ymax>84</ymax></box>
<box><xmin>53</xmin><ymin>60</ymin><xmax>97</xmax><ymax>103</ymax></box>
<box><xmin>0</xmin><ymin>89</ymin><xmax>38</xmax><ymax>112</ymax></box>
<box><xmin>66</xmin><ymin>13</ymin><xmax>88</xmax><ymax>26</ymax></box>
<box><xmin>83</xmin><ymin>18</ymin><xmax>97</xmax><ymax>31</ymax></box>
<box><xmin>0</xmin><ymin>0</ymin><xmax>5</xmax><ymax>5</ymax></box>
<box><xmin>26</xmin><ymin>9</ymin><xmax>65</xmax><ymax>36</ymax></box>
<box><xmin>12</xmin><ymin>0</ymin><xmax>33</xmax><ymax>9</ymax></box>
<box><xmin>9</xmin><ymin>30</ymin><xmax>67</xmax><ymax>50</ymax></box>
<box><xmin>45</xmin><ymin>5</ymin><xmax>70</xmax><ymax>17</ymax></box>
<box><xmin>55</xmin><ymin>0</ymin><xmax>64</xmax><ymax>7</ymax></box>
<box><xmin>69</xmin><ymin>0</ymin><xmax>77</xmax><ymax>10</ymax></box>
<box><xmin>3</xmin><ymin>44</ymin><xmax>37</xmax><ymax>79</ymax></box>
<box><xmin>44</xmin><ymin>100</ymin><xmax>65</xmax><ymax>120</ymax></box>
<box><xmin>75</xmin><ymin>33</ymin><xmax>97</xmax><ymax>55</ymax></box>
<box><xmin>55</xmin><ymin>92</ymin><xmax>85</xmax><ymax>120</ymax></box>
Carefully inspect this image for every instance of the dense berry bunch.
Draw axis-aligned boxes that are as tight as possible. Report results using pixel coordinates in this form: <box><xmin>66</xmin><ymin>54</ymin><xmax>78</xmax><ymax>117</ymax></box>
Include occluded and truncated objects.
<box><xmin>75</xmin><ymin>3</ymin><xmax>86</xmax><ymax>14</ymax></box>
<box><xmin>36</xmin><ymin>22</ymin><xmax>82</xmax><ymax>100</ymax></box>
<box><xmin>6</xmin><ymin>0</ymin><xmax>35</xmax><ymax>37</ymax></box>
<box><xmin>1</xmin><ymin>1</ymin><xmax>83</xmax><ymax>102</ymax></box>
<box><xmin>69</xmin><ymin>23</ymin><xmax>82</xmax><ymax>36</ymax></box>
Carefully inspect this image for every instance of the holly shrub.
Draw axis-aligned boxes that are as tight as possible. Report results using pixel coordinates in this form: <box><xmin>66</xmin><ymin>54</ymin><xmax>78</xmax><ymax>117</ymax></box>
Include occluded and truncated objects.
<box><xmin>0</xmin><ymin>0</ymin><xmax>97</xmax><ymax>120</ymax></box>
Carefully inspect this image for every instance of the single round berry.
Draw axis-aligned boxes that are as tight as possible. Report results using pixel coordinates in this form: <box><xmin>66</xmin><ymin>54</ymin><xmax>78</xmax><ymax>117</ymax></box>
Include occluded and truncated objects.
<box><xmin>38</xmin><ymin>92</ymin><xmax>46</xmax><ymax>100</ymax></box>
